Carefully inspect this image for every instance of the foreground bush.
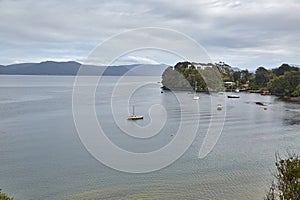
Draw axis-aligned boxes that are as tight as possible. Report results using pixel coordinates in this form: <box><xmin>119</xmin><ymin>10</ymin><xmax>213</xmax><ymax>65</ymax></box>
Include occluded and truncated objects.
<box><xmin>0</xmin><ymin>189</ymin><xmax>14</xmax><ymax>200</ymax></box>
<box><xmin>265</xmin><ymin>153</ymin><xmax>300</xmax><ymax>200</ymax></box>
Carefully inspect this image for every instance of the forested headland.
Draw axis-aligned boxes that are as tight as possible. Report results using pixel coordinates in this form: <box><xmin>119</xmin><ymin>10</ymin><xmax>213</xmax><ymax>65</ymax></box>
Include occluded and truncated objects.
<box><xmin>162</xmin><ymin>61</ymin><xmax>300</xmax><ymax>100</ymax></box>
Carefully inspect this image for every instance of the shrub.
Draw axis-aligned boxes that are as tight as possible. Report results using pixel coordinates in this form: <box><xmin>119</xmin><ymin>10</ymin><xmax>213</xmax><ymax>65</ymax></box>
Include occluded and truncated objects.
<box><xmin>265</xmin><ymin>153</ymin><xmax>300</xmax><ymax>200</ymax></box>
<box><xmin>0</xmin><ymin>189</ymin><xmax>14</xmax><ymax>200</ymax></box>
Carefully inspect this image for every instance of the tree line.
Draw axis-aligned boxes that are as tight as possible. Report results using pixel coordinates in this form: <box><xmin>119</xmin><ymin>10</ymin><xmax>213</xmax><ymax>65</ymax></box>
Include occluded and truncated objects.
<box><xmin>162</xmin><ymin>61</ymin><xmax>300</xmax><ymax>97</ymax></box>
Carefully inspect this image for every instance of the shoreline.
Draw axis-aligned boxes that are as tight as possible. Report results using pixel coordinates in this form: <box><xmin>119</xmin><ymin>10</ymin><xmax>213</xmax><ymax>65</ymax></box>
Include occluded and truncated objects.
<box><xmin>280</xmin><ymin>96</ymin><xmax>300</xmax><ymax>103</ymax></box>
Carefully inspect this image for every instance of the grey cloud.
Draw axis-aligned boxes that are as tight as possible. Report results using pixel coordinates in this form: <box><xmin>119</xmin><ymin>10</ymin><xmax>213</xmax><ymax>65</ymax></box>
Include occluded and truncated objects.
<box><xmin>0</xmin><ymin>0</ymin><xmax>299</xmax><ymax>69</ymax></box>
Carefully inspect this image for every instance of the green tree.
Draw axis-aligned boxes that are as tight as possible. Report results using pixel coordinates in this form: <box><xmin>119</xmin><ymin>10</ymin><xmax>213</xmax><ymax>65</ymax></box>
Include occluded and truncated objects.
<box><xmin>0</xmin><ymin>189</ymin><xmax>14</xmax><ymax>200</ymax></box>
<box><xmin>161</xmin><ymin>67</ymin><xmax>191</xmax><ymax>90</ymax></box>
<box><xmin>272</xmin><ymin>64</ymin><xmax>299</xmax><ymax>76</ymax></box>
<box><xmin>240</xmin><ymin>69</ymin><xmax>252</xmax><ymax>84</ymax></box>
<box><xmin>161</xmin><ymin>62</ymin><xmax>225</xmax><ymax>92</ymax></box>
<box><xmin>268</xmin><ymin>76</ymin><xmax>289</xmax><ymax>95</ymax></box>
<box><xmin>200</xmin><ymin>67</ymin><xmax>223</xmax><ymax>91</ymax></box>
<box><xmin>292</xmin><ymin>84</ymin><xmax>300</xmax><ymax>97</ymax></box>
<box><xmin>174</xmin><ymin>61</ymin><xmax>194</xmax><ymax>70</ymax></box>
<box><xmin>232</xmin><ymin>71</ymin><xmax>241</xmax><ymax>82</ymax></box>
<box><xmin>265</xmin><ymin>153</ymin><xmax>300</xmax><ymax>200</ymax></box>
<box><xmin>162</xmin><ymin>65</ymin><xmax>206</xmax><ymax>91</ymax></box>
<box><xmin>268</xmin><ymin>71</ymin><xmax>300</xmax><ymax>96</ymax></box>
<box><xmin>254</xmin><ymin>67</ymin><xmax>274</xmax><ymax>89</ymax></box>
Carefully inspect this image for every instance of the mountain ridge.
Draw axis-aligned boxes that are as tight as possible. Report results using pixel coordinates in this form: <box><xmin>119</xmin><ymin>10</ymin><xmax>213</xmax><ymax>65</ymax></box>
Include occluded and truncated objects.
<box><xmin>0</xmin><ymin>61</ymin><xmax>167</xmax><ymax>76</ymax></box>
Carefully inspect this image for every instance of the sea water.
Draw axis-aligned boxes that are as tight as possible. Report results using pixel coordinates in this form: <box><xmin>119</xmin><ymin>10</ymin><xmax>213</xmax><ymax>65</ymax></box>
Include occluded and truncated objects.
<box><xmin>0</xmin><ymin>75</ymin><xmax>299</xmax><ymax>200</ymax></box>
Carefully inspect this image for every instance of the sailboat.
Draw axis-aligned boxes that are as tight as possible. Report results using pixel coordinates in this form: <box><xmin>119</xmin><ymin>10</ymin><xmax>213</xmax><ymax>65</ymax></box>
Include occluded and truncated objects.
<box><xmin>234</xmin><ymin>81</ymin><xmax>240</xmax><ymax>93</ymax></box>
<box><xmin>193</xmin><ymin>81</ymin><xmax>200</xmax><ymax>100</ymax></box>
<box><xmin>228</xmin><ymin>82</ymin><xmax>240</xmax><ymax>98</ymax></box>
<box><xmin>127</xmin><ymin>105</ymin><xmax>143</xmax><ymax>120</ymax></box>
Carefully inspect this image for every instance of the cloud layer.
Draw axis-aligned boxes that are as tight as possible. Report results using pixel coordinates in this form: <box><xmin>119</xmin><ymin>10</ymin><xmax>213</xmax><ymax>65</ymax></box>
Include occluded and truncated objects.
<box><xmin>0</xmin><ymin>0</ymin><xmax>299</xmax><ymax>69</ymax></box>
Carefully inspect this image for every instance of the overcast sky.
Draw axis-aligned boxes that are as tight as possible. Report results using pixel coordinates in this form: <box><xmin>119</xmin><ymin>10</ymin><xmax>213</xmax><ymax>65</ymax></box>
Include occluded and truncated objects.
<box><xmin>1</xmin><ymin>0</ymin><xmax>299</xmax><ymax>69</ymax></box>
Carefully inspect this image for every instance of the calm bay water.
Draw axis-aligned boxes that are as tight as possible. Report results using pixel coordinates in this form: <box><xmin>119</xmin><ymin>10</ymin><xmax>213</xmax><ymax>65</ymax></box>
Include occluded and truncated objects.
<box><xmin>0</xmin><ymin>75</ymin><xmax>299</xmax><ymax>200</ymax></box>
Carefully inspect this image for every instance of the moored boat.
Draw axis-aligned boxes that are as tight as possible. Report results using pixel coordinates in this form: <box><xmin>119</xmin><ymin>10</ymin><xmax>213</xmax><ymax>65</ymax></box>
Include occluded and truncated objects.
<box><xmin>227</xmin><ymin>94</ymin><xmax>240</xmax><ymax>98</ymax></box>
<box><xmin>193</xmin><ymin>81</ymin><xmax>199</xmax><ymax>100</ymax></box>
<box><xmin>127</xmin><ymin>106</ymin><xmax>143</xmax><ymax>120</ymax></box>
<box><xmin>255</xmin><ymin>102</ymin><xmax>265</xmax><ymax>106</ymax></box>
<box><xmin>127</xmin><ymin>115</ymin><xmax>144</xmax><ymax>120</ymax></box>
<box><xmin>261</xmin><ymin>91</ymin><xmax>271</xmax><ymax>96</ymax></box>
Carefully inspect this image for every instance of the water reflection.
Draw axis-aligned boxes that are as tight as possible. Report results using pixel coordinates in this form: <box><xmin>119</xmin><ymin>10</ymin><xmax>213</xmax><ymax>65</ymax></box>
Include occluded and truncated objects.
<box><xmin>283</xmin><ymin>103</ymin><xmax>300</xmax><ymax>126</ymax></box>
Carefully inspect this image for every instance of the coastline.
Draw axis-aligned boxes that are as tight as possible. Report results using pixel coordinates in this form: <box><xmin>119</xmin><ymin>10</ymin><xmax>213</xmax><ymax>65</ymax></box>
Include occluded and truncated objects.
<box><xmin>281</xmin><ymin>96</ymin><xmax>300</xmax><ymax>103</ymax></box>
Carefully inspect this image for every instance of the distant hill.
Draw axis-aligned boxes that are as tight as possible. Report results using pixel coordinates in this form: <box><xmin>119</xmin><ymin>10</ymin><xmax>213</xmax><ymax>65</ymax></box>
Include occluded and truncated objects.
<box><xmin>0</xmin><ymin>61</ymin><xmax>81</xmax><ymax>75</ymax></box>
<box><xmin>0</xmin><ymin>61</ymin><xmax>167</xmax><ymax>76</ymax></box>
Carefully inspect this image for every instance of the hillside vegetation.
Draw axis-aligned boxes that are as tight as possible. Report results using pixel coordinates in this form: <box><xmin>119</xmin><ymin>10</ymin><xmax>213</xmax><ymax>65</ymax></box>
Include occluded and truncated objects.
<box><xmin>162</xmin><ymin>61</ymin><xmax>300</xmax><ymax>97</ymax></box>
<box><xmin>265</xmin><ymin>154</ymin><xmax>300</xmax><ymax>200</ymax></box>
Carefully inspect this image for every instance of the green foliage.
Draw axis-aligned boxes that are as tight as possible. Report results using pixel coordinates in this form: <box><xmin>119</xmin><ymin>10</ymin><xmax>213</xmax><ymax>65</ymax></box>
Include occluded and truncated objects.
<box><xmin>0</xmin><ymin>189</ymin><xmax>14</xmax><ymax>200</ymax></box>
<box><xmin>292</xmin><ymin>84</ymin><xmax>300</xmax><ymax>97</ymax></box>
<box><xmin>272</xmin><ymin>64</ymin><xmax>299</xmax><ymax>76</ymax></box>
<box><xmin>253</xmin><ymin>67</ymin><xmax>274</xmax><ymax>89</ymax></box>
<box><xmin>232</xmin><ymin>71</ymin><xmax>241</xmax><ymax>82</ymax></box>
<box><xmin>264</xmin><ymin>182</ymin><xmax>276</xmax><ymax>200</ymax></box>
<box><xmin>161</xmin><ymin>62</ymin><xmax>224</xmax><ymax>92</ymax></box>
<box><xmin>161</xmin><ymin>67</ymin><xmax>193</xmax><ymax>91</ymax></box>
<box><xmin>200</xmin><ymin>66</ymin><xmax>223</xmax><ymax>91</ymax></box>
<box><xmin>240</xmin><ymin>69</ymin><xmax>252</xmax><ymax>84</ymax></box>
<box><xmin>268</xmin><ymin>71</ymin><xmax>300</xmax><ymax>96</ymax></box>
<box><xmin>162</xmin><ymin>61</ymin><xmax>299</xmax><ymax>95</ymax></box>
<box><xmin>268</xmin><ymin>76</ymin><xmax>289</xmax><ymax>95</ymax></box>
<box><xmin>265</xmin><ymin>153</ymin><xmax>300</xmax><ymax>200</ymax></box>
<box><xmin>174</xmin><ymin>61</ymin><xmax>194</xmax><ymax>70</ymax></box>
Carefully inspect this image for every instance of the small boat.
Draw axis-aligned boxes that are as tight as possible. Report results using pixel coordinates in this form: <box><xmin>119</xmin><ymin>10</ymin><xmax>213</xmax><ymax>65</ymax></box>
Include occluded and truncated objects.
<box><xmin>193</xmin><ymin>81</ymin><xmax>199</xmax><ymax>100</ymax></box>
<box><xmin>193</xmin><ymin>95</ymin><xmax>200</xmax><ymax>100</ymax></box>
<box><xmin>227</xmin><ymin>94</ymin><xmax>240</xmax><ymax>98</ymax></box>
<box><xmin>218</xmin><ymin>91</ymin><xmax>224</xmax><ymax>95</ymax></box>
<box><xmin>235</xmin><ymin>89</ymin><xmax>240</xmax><ymax>93</ymax></box>
<box><xmin>261</xmin><ymin>91</ymin><xmax>271</xmax><ymax>96</ymax></box>
<box><xmin>217</xmin><ymin>104</ymin><xmax>223</xmax><ymax>110</ymax></box>
<box><xmin>127</xmin><ymin>106</ymin><xmax>143</xmax><ymax>120</ymax></box>
<box><xmin>255</xmin><ymin>102</ymin><xmax>265</xmax><ymax>106</ymax></box>
<box><xmin>128</xmin><ymin>115</ymin><xmax>144</xmax><ymax>120</ymax></box>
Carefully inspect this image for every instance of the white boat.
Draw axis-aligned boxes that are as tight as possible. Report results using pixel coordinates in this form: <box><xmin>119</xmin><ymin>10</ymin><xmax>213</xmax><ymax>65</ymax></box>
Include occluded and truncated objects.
<box><xmin>193</xmin><ymin>81</ymin><xmax>199</xmax><ymax>100</ymax></box>
<box><xmin>127</xmin><ymin>106</ymin><xmax>143</xmax><ymax>120</ymax></box>
<box><xmin>235</xmin><ymin>81</ymin><xmax>240</xmax><ymax>92</ymax></box>
<box><xmin>217</xmin><ymin>104</ymin><xmax>223</xmax><ymax>110</ymax></box>
<box><xmin>127</xmin><ymin>115</ymin><xmax>143</xmax><ymax>120</ymax></box>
